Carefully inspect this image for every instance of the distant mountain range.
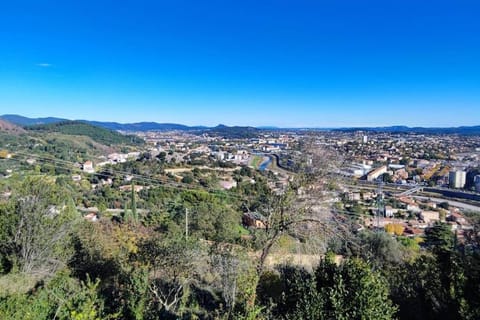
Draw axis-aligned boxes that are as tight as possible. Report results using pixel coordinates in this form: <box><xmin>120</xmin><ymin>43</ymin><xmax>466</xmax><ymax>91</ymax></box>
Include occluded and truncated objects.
<box><xmin>1</xmin><ymin>115</ymin><xmax>69</xmax><ymax>126</ymax></box>
<box><xmin>0</xmin><ymin>114</ymin><xmax>262</xmax><ymax>138</ymax></box>
<box><xmin>1</xmin><ymin>114</ymin><xmax>480</xmax><ymax>135</ymax></box>
<box><xmin>332</xmin><ymin>125</ymin><xmax>480</xmax><ymax>135</ymax></box>
<box><xmin>0</xmin><ymin>114</ymin><xmax>207</xmax><ymax>132</ymax></box>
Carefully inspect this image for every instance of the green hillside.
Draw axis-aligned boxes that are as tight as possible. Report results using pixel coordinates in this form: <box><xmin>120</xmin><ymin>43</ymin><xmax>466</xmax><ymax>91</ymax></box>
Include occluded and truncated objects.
<box><xmin>26</xmin><ymin>121</ymin><xmax>144</xmax><ymax>146</ymax></box>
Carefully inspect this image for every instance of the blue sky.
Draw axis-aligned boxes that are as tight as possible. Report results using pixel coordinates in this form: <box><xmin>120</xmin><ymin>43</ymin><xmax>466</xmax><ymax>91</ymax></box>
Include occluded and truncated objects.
<box><xmin>0</xmin><ymin>0</ymin><xmax>479</xmax><ymax>127</ymax></box>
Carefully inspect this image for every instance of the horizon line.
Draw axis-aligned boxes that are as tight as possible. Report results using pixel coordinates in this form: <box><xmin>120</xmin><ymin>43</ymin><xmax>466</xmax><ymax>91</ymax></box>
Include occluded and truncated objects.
<box><xmin>1</xmin><ymin>113</ymin><xmax>479</xmax><ymax>130</ymax></box>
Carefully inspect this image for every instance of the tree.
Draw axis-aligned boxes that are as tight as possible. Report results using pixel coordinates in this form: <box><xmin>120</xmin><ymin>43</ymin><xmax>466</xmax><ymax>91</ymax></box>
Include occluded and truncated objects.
<box><xmin>260</xmin><ymin>258</ymin><xmax>397</xmax><ymax>320</ymax></box>
<box><xmin>0</xmin><ymin>271</ymin><xmax>109</xmax><ymax>320</ymax></box>
<box><xmin>315</xmin><ymin>258</ymin><xmax>397</xmax><ymax>320</ymax></box>
<box><xmin>4</xmin><ymin>177</ymin><xmax>79</xmax><ymax>275</ymax></box>
<box><xmin>357</xmin><ymin>231</ymin><xmax>404</xmax><ymax>269</ymax></box>
<box><xmin>254</xmin><ymin>143</ymin><xmax>342</xmax><ymax>275</ymax></box>
<box><xmin>385</xmin><ymin>223</ymin><xmax>405</xmax><ymax>236</ymax></box>
<box><xmin>438</xmin><ymin>201</ymin><xmax>450</xmax><ymax>210</ymax></box>
<box><xmin>388</xmin><ymin>253</ymin><xmax>464</xmax><ymax>320</ymax></box>
<box><xmin>424</xmin><ymin>222</ymin><xmax>454</xmax><ymax>252</ymax></box>
<box><xmin>181</xmin><ymin>175</ymin><xmax>194</xmax><ymax>184</ymax></box>
<box><xmin>138</xmin><ymin>235</ymin><xmax>207</xmax><ymax>315</ymax></box>
<box><xmin>210</xmin><ymin>246</ymin><xmax>253</xmax><ymax>316</ymax></box>
<box><xmin>156</xmin><ymin>151</ymin><xmax>167</xmax><ymax>162</ymax></box>
<box><xmin>382</xmin><ymin>172</ymin><xmax>394</xmax><ymax>183</ymax></box>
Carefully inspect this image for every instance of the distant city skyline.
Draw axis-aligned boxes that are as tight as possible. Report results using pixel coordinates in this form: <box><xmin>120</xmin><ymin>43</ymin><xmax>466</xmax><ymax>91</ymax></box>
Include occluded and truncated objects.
<box><xmin>1</xmin><ymin>1</ymin><xmax>479</xmax><ymax>127</ymax></box>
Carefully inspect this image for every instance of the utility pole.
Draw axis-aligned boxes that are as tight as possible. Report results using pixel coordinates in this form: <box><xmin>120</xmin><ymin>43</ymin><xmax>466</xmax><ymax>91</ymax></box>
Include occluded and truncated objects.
<box><xmin>185</xmin><ymin>208</ymin><xmax>189</xmax><ymax>240</ymax></box>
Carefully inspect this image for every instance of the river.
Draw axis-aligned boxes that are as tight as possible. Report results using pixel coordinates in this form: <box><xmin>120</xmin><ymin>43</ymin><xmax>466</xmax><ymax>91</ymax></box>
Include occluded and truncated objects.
<box><xmin>259</xmin><ymin>157</ymin><xmax>272</xmax><ymax>171</ymax></box>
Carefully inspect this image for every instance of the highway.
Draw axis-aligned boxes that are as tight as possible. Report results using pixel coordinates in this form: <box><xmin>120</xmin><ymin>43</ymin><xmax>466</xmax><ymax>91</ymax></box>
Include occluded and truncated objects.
<box><xmin>346</xmin><ymin>180</ymin><xmax>480</xmax><ymax>209</ymax></box>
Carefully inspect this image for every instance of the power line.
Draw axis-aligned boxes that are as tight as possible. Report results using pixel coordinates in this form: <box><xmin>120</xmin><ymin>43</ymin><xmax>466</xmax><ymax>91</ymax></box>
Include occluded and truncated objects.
<box><xmin>8</xmin><ymin>151</ymin><xmax>249</xmax><ymax>201</ymax></box>
<box><xmin>7</xmin><ymin>151</ymin><xmax>368</xmax><ymax>232</ymax></box>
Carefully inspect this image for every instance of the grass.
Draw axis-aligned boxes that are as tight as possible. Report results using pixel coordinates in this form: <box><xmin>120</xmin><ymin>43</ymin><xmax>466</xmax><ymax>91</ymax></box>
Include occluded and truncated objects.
<box><xmin>235</xmin><ymin>224</ymin><xmax>251</xmax><ymax>236</ymax></box>
<box><xmin>250</xmin><ymin>155</ymin><xmax>270</xmax><ymax>169</ymax></box>
<box><xmin>249</xmin><ymin>155</ymin><xmax>263</xmax><ymax>168</ymax></box>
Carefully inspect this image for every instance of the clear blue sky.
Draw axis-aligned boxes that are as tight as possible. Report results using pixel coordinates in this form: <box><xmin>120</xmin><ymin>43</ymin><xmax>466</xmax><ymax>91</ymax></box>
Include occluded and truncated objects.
<box><xmin>0</xmin><ymin>0</ymin><xmax>479</xmax><ymax>127</ymax></box>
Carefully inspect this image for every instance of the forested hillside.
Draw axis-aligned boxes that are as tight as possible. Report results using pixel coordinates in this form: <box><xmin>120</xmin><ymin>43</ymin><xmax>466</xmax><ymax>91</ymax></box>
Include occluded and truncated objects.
<box><xmin>26</xmin><ymin>121</ymin><xmax>144</xmax><ymax>145</ymax></box>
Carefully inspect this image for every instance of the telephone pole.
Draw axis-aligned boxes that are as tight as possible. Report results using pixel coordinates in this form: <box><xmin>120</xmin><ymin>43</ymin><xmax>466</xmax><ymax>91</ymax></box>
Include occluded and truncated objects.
<box><xmin>185</xmin><ymin>208</ymin><xmax>189</xmax><ymax>239</ymax></box>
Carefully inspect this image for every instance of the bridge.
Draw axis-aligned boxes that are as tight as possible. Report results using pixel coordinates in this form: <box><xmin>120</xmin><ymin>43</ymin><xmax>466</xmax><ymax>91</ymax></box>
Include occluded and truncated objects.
<box><xmin>396</xmin><ymin>186</ymin><xmax>424</xmax><ymax>197</ymax></box>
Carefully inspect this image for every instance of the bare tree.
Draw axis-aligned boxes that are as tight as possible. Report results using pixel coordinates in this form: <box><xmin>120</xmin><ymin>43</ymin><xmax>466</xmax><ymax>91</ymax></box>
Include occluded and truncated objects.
<box><xmin>209</xmin><ymin>245</ymin><xmax>253</xmax><ymax>316</ymax></box>
<box><xmin>255</xmin><ymin>139</ymin><xmax>345</xmax><ymax>275</ymax></box>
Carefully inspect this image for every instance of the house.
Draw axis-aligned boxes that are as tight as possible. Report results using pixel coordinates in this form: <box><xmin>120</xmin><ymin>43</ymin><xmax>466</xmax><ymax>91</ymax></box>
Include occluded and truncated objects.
<box><xmin>347</xmin><ymin>192</ymin><xmax>361</xmax><ymax>201</ymax></box>
<box><xmin>384</xmin><ymin>206</ymin><xmax>395</xmax><ymax>218</ymax></box>
<box><xmin>101</xmin><ymin>178</ymin><xmax>113</xmax><ymax>185</ymax></box>
<box><xmin>83</xmin><ymin>161</ymin><xmax>94</xmax><ymax>173</ymax></box>
<box><xmin>407</xmin><ymin>204</ymin><xmax>421</xmax><ymax>213</ymax></box>
<box><xmin>397</xmin><ymin>196</ymin><xmax>416</xmax><ymax>206</ymax></box>
<box><xmin>243</xmin><ymin>212</ymin><xmax>267</xmax><ymax>229</ymax></box>
<box><xmin>212</xmin><ymin>151</ymin><xmax>225</xmax><ymax>161</ymax></box>
<box><xmin>72</xmin><ymin>174</ymin><xmax>82</xmax><ymax>182</ymax></box>
<box><xmin>420</xmin><ymin>210</ymin><xmax>440</xmax><ymax>224</ymax></box>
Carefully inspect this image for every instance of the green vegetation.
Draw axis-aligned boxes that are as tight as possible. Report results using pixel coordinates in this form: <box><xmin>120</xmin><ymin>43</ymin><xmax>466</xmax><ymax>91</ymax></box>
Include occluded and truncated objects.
<box><xmin>258</xmin><ymin>257</ymin><xmax>396</xmax><ymax>320</ymax></box>
<box><xmin>1</xmin><ymin>141</ymin><xmax>480</xmax><ymax>319</ymax></box>
<box><xmin>26</xmin><ymin>121</ymin><xmax>144</xmax><ymax>146</ymax></box>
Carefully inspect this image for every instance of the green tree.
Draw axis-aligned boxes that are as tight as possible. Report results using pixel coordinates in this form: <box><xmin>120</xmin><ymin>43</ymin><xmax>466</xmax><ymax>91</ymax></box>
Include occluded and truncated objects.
<box><xmin>382</xmin><ymin>172</ymin><xmax>394</xmax><ymax>183</ymax></box>
<box><xmin>260</xmin><ymin>258</ymin><xmax>397</xmax><ymax>320</ymax></box>
<box><xmin>424</xmin><ymin>222</ymin><xmax>454</xmax><ymax>252</ymax></box>
<box><xmin>3</xmin><ymin>177</ymin><xmax>79</xmax><ymax>275</ymax></box>
<box><xmin>316</xmin><ymin>258</ymin><xmax>397</xmax><ymax>320</ymax></box>
<box><xmin>0</xmin><ymin>272</ymin><xmax>110</xmax><ymax>320</ymax></box>
<box><xmin>181</xmin><ymin>174</ymin><xmax>194</xmax><ymax>184</ymax></box>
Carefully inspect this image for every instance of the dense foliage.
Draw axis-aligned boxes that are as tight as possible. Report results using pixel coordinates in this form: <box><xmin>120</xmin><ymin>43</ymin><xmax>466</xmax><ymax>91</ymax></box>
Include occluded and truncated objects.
<box><xmin>0</xmin><ymin>171</ymin><xmax>479</xmax><ymax>319</ymax></box>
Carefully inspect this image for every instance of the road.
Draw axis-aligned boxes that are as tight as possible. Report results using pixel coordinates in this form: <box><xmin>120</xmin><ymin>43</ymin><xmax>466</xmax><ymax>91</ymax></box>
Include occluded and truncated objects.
<box><xmin>164</xmin><ymin>166</ymin><xmax>240</xmax><ymax>173</ymax></box>
<box><xmin>412</xmin><ymin>196</ymin><xmax>480</xmax><ymax>212</ymax></box>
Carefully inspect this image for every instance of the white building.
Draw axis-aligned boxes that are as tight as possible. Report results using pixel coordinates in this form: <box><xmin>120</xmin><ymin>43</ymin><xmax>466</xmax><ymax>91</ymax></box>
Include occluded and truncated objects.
<box><xmin>83</xmin><ymin>161</ymin><xmax>94</xmax><ymax>174</ymax></box>
<box><xmin>367</xmin><ymin>166</ymin><xmax>387</xmax><ymax>182</ymax></box>
<box><xmin>384</xmin><ymin>206</ymin><xmax>395</xmax><ymax>218</ymax></box>
<box><xmin>449</xmin><ymin>170</ymin><xmax>466</xmax><ymax>189</ymax></box>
